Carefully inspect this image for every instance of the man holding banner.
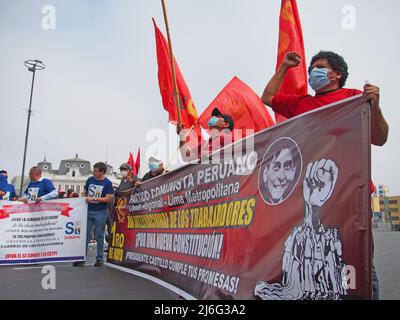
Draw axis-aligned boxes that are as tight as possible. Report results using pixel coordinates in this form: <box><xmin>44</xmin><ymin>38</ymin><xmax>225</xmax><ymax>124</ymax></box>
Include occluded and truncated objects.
<box><xmin>261</xmin><ymin>50</ymin><xmax>389</xmax><ymax>146</ymax></box>
<box><xmin>74</xmin><ymin>162</ymin><xmax>113</xmax><ymax>267</ymax></box>
<box><xmin>0</xmin><ymin>171</ymin><xmax>17</xmax><ymax>201</ymax></box>
<box><xmin>21</xmin><ymin>166</ymin><xmax>58</xmax><ymax>203</ymax></box>
<box><xmin>261</xmin><ymin>50</ymin><xmax>389</xmax><ymax>299</ymax></box>
<box><xmin>177</xmin><ymin>107</ymin><xmax>235</xmax><ymax>162</ymax></box>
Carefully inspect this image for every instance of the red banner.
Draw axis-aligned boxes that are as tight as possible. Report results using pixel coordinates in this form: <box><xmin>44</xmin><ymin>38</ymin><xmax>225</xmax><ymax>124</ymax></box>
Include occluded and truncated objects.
<box><xmin>128</xmin><ymin>152</ymin><xmax>136</xmax><ymax>175</ymax></box>
<box><xmin>108</xmin><ymin>96</ymin><xmax>371</xmax><ymax>300</ymax></box>
<box><xmin>153</xmin><ymin>18</ymin><xmax>202</xmax><ymax>148</ymax></box>
<box><xmin>275</xmin><ymin>0</ymin><xmax>308</xmax><ymax>123</ymax></box>
<box><xmin>198</xmin><ymin>77</ymin><xmax>275</xmax><ymax>137</ymax></box>
<box><xmin>135</xmin><ymin>148</ymin><xmax>141</xmax><ymax>175</ymax></box>
<box><xmin>0</xmin><ymin>202</ymin><xmax>72</xmax><ymax>219</ymax></box>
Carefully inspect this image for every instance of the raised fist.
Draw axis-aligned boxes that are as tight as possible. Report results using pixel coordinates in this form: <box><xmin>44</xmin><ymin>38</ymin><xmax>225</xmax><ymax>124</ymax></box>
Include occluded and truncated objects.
<box><xmin>282</xmin><ymin>51</ymin><xmax>301</xmax><ymax>69</ymax></box>
<box><xmin>303</xmin><ymin>159</ymin><xmax>338</xmax><ymax>207</ymax></box>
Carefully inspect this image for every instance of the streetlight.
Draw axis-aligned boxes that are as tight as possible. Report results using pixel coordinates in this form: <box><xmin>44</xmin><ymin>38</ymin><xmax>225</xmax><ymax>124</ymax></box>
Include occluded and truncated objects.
<box><xmin>20</xmin><ymin>60</ymin><xmax>46</xmax><ymax>196</ymax></box>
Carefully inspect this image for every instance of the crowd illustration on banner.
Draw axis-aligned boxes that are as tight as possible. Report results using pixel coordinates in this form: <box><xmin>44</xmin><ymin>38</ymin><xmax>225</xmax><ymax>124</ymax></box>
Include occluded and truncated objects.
<box><xmin>255</xmin><ymin>158</ymin><xmax>348</xmax><ymax>300</ymax></box>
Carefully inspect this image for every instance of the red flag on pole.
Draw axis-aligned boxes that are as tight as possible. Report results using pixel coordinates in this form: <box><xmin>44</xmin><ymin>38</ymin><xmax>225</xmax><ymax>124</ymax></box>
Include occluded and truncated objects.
<box><xmin>153</xmin><ymin>18</ymin><xmax>202</xmax><ymax>147</ymax></box>
<box><xmin>198</xmin><ymin>77</ymin><xmax>275</xmax><ymax>138</ymax></box>
<box><xmin>127</xmin><ymin>152</ymin><xmax>136</xmax><ymax>176</ymax></box>
<box><xmin>135</xmin><ymin>148</ymin><xmax>140</xmax><ymax>176</ymax></box>
<box><xmin>275</xmin><ymin>0</ymin><xmax>308</xmax><ymax>123</ymax></box>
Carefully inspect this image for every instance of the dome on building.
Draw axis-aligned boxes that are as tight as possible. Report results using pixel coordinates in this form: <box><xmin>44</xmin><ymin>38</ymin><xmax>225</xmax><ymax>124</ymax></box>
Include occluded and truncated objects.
<box><xmin>58</xmin><ymin>153</ymin><xmax>91</xmax><ymax>176</ymax></box>
<box><xmin>38</xmin><ymin>157</ymin><xmax>53</xmax><ymax>173</ymax></box>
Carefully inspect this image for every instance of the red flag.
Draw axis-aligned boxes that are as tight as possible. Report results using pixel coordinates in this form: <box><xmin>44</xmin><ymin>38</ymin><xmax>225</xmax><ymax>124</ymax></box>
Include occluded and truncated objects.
<box><xmin>275</xmin><ymin>0</ymin><xmax>308</xmax><ymax>123</ymax></box>
<box><xmin>198</xmin><ymin>77</ymin><xmax>275</xmax><ymax>138</ymax></box>
<box><xmin>135</xmin><ymin>148</ymin><xmax>140</xmax><ymax>175</ymax></box>
<box><xmin>127</xmin><ymin>152</ymin><xmax>136</xmax><ymax>176</ymax></box>
<box><xmin>153</xmin><ymin>18</ymin><xmax>202</xmax><ymax>147</ymax></box>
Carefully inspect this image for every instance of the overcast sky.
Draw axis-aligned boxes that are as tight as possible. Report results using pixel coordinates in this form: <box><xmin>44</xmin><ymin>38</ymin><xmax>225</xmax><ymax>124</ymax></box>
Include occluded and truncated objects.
<box><xmin>0</xmin><ymin>0</ymin><xmax>399</xmax><ymax>194</ymax></box>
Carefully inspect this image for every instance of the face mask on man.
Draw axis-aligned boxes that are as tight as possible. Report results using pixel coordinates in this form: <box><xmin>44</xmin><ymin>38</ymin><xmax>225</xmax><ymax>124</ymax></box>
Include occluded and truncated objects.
<box><xmin>207</xmin><ymin>116</ymin><xmax>219</xmax><ymax>128</ymax></box>
<box><xmin>308</xmin><ymin>67</ymin><xmax>332</xmax><ymax>92</ymax></box>
<box><xmin>120</xmin><ymin>170</ymin><xmax>128</xmax><ymax>178</ymax></box>
<box><xmin>149</xmin><ymin>162</ymin><xmax>160</xmax><ymax>172</ymax></box>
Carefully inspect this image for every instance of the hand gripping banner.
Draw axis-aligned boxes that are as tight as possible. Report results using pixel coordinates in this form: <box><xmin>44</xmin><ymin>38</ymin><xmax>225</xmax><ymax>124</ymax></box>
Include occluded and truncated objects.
<box><xmin>107</xmin><ymin>95</ymin><xmax>371</xmax><ymax>300</ymax></box>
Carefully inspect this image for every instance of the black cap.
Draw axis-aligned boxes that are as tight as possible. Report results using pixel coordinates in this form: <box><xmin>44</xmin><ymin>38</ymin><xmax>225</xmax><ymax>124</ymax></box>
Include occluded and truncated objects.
<box><xmin>119</xmin><ymin>163</ymin><xmax>132</xmax><ymax>171</ymax></box>
<box><xmin>211</xmin><ymin>108</ymin><xmax>234</xmax><ymax>131</ymax></box>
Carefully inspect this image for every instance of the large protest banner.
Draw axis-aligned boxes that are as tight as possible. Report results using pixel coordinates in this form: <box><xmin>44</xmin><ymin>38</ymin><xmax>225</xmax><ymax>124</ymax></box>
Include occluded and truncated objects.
<box><xmin>107</xmin><ymin>96</ymin><xmax>372</xmax><ymax>300</ymax></box>
<box><xmin>0</xmin><ymin>198</ymin><xmax>87</xmax><ymax>265</ymax></box>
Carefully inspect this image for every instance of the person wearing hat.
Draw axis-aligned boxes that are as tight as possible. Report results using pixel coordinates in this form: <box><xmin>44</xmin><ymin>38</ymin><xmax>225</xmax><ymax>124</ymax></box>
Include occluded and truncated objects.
<box><xmin>135</xmin><ymin>157</ymin><xmax>168</xmax><ymax>187</ymax></box>
<box><xmin>58</xmin><ymin>189</ymin><xmax>66</xmax><ymax>198</ymax></box>
<box><xmin>66</xmin><ymin>189</ymin><xmax>79</xmax><ymax>198</ymax></box>
<box><xmin>116</xmin><ymin>163</ymin><xmax>138</xmax><ymax>193</ymax></box>
<box><xmin>177</xmin><ymin>107</ymin><xmax>234</xmax><ymax>162</ymax></box>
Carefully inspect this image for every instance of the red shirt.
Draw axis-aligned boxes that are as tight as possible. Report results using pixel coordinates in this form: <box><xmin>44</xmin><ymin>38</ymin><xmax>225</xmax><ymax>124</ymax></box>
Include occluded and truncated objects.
<box><xmin>272</xmin><ymin>88</ymin><xmax>363</xmax><ymax>118</ymax></box>
<box><xmin>194</xmin><ymin>130</ymin><xmax>233</xmax><ymax>159</ymax></box>
<box><xmin>208</xmin><ymin>131</ymin><xmax>232</xmax><ymax>154</ymax></box>
<box><xmin>272</xmin><ymin>87</ymin><xmax>375</xmax><ymax>193</ymax></box>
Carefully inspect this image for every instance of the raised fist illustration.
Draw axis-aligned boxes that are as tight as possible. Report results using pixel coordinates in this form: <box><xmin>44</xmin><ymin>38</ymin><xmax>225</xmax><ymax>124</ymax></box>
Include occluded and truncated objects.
<box><xmin>303</xmin><ymin>159</ymin><xmax>338</xmax><ymax>207</ymax></box>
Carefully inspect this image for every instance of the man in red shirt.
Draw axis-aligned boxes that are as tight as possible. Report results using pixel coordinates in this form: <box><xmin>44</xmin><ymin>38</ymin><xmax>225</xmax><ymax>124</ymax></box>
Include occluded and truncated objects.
<box><xmin>177</xmin><ymin>107</ymin><xmax>234</xmax><ymax>162</ymax></box>
<box><xmin>261</xmin><ymin>50</ymin><xmax>389</xmax><ymax>300</ymax></box>
<box><xmin>262</xmin><ymin>51</ymin><xmax>388</xmax><ymax>146</ymax></box>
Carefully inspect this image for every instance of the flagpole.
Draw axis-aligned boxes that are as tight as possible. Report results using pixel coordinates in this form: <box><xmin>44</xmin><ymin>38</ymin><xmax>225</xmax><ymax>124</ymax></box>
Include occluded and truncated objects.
<box><xmin>161</xmin><ymin>0</ymin><xmax>182</xmax><ymax>125</ymax></box>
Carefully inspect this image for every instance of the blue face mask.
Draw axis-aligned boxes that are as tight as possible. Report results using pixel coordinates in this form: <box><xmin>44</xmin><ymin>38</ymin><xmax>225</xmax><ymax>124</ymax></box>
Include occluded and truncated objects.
<box><xmin>308</xmin><ymin>67</ymin><xmax>331</xmax><ymax>92</ymax></box>
<box><xmin>208</xmin><ymin>116</ymin><xmax>219</xmax><ymax>128</ymax></box>
<box><xmin>149</xmin><ymin>162</ymin><xmax>160</xmax><ymax>171</ymax></box>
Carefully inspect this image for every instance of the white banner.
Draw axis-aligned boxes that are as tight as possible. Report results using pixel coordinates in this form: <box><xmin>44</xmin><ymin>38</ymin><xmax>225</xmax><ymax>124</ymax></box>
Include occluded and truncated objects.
<box><xmin>0</xmin><ymin>198</ymin><xmax>87</xmax><ymax>265</ymax></box>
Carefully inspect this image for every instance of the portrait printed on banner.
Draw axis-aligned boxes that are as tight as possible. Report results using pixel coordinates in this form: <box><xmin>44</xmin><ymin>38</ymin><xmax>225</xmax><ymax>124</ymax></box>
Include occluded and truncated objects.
<box><xmin>258</xmin><ymin>137</ymin><xmax>302</xmax><ymax>205</ymax></box>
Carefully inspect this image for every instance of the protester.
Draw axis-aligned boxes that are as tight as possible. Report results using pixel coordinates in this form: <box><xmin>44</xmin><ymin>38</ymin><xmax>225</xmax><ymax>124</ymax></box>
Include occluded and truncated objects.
<box><xmin>0</xmin><ymin>175</ymin><xmax>7</xmax><ymax>199</ymax></box>
<box><xmin>116</xmin><ymin>163</ymin><xmax>138</xmax><ymax>193</ymax></box>
<box><xmin>66</xmin><ymin>189</ymin><xmax>79</xmax><ymax>198</ymax></box>
<box><xmin>21</xmin><ymin>166</ymin><xmax>58</xmax><ymax>203</ymax></box>
<box><xmin>0</xmin><ymin>170</ymin><xmax>17</xmax><ymax>201</ymax></box>
<box><xmin>261</xmin><ymin>51</ymin><xmax>389</xmax><ymax>299</ymax></box>
<box><xmin>106</xmin><ymin>163</ymin><xmax>138</xmax><ymax>244</ymax></box>
<box><xmin>58</xmin><ymin>189</ymin><xmax>66</xmax><ymax>198</ymax></box>
<box><xmin>177</xmin><ymin>107</ymin><xmax>234</xmax><ymax>162</ymax></box>
<box><xmin>261</xmin><ymin>51</ymin><xmax>389</xmax><ymax>146</ymax></box>
<box><xmin>135</xmin><ymin>157</ymin><xmax>168</xmax><ymax>188</ymax></box>
<box><xmin>73</xmin><ymin>162</ymin><xmax>113</xmax><ymax>267</ymax></box>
